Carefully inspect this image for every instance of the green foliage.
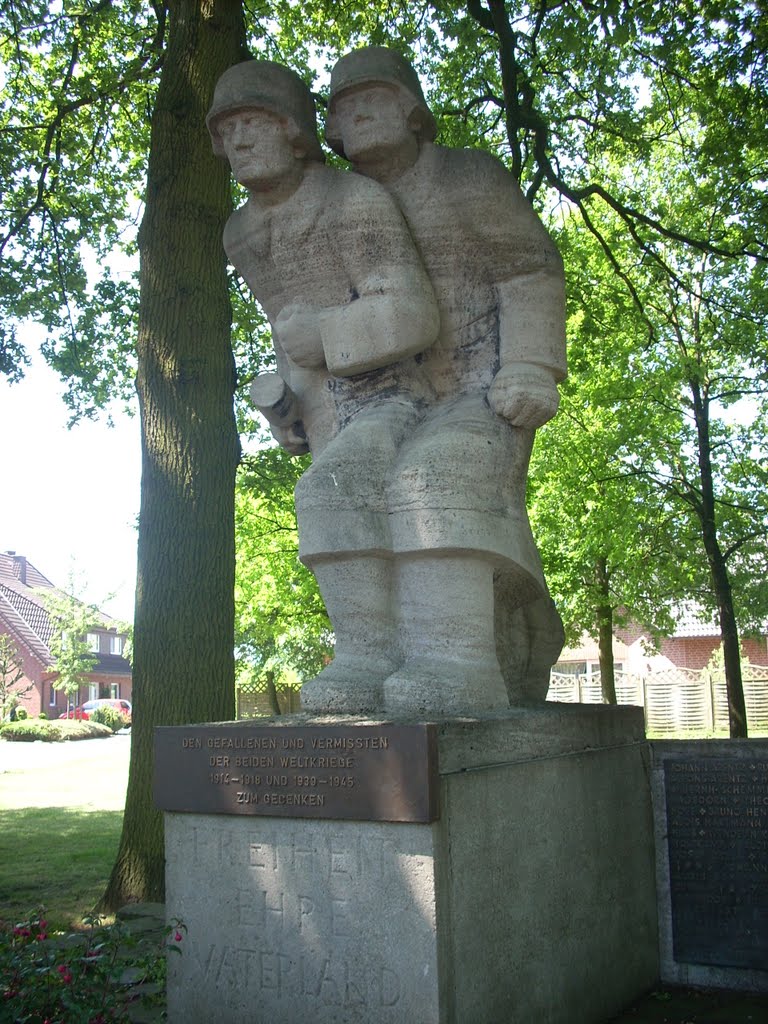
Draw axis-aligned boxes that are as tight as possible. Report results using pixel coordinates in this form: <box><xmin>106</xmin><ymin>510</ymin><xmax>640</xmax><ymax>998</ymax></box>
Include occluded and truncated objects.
<box><xmin>1</xmin><ymin>911</ymin><xmax>127</xmax><ymax>1022</ymax></box>
<box><xmin>58</xmin><ymin>720</ymin><xmax>113</xmax><ymax>740</ymax></box>
<box><xmin>531</xmin><ymin>213</ymin><xmax>691</xmax><ymax>645</ymax></box>
<box><xmin>1</xmin><ymin>719</ymin><xmax>64</xmax><ymax>742</ymax></box>
<box><xmin>40</xmin><ymin>585</ymin><xmax>101</xmax><ymax>704</ymax></box>
<box><xmin>12</xmin><ymin>707</ymin><xmax>29</xmax><ymax>722</ymax></box>
<box><xmin>0</xmin><ymin>719</ymin><xmax>111</xmax><ymax>742</ymax></box>
<box><xmin>0</xmin><ymin>807</ymin><xmax>124</xmax><ymax>933</ymax></box>
<box><xmin>532</xmin><ymin>172</ymin><xmax>766</xmax><ymax>731</ymax></box>
<box><xmin>0</xmin><ymin>0</ymin><xmax>161</xmax><ymax>412</ymax></box>
<box><xmin>236</xmin><ymin>447</ymin><xmax>333</xmax><ymax>686</ymax></box>
<box><xmin>89</xmin><ymin>705</ymin><xmax>127</xmax><ymax>734</ymax></box>
<box><xmin>112</xmin><ymin>622</ymin><xmax>134</xmax><ymax>667</ymax></box>
<box><xmin>0</xmin><ymin>633</ymin><xmax>32</xmax><ymax>721</ymax></box>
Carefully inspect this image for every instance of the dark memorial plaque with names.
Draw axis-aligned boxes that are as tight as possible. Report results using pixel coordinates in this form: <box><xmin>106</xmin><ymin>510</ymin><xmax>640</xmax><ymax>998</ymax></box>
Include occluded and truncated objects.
<box><xmin>664</xmin><ymin>757</ymin><xmax>768</xmax><ymax>970</ymax></box>
<box><xmin>154</xmin><ymin>722</ymin><xmax>439</xmax><ymax>823</ymax></box>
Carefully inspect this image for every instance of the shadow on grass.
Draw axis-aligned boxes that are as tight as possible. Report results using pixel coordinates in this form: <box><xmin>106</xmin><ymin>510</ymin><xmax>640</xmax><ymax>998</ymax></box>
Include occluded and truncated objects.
<box><xmin>0</xmin><ymin>806</ymin><xmax>123</xmax><ymax>931</ymax></box>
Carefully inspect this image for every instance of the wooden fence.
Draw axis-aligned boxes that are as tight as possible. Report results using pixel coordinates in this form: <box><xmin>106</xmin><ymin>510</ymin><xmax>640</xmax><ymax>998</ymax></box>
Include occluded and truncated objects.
<box><xmin>235</xmin><ymin>665</ymin><xmax>768</xmax><ymax>735</ymax></box>
<box><xmin>236</xmin><ymin>679</ymin><xmax>301</xmax><ymax>719</ymax></box>
<box><xmin>547</xmin><ymin>665</ymin><xmax>768</xmax><ymax>735</ymax></box>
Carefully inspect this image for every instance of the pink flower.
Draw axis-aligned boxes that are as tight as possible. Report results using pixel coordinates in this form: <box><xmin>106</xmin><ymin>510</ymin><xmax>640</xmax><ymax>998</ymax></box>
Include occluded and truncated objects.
<box><xmin>57</xmin><ymin>964</ymin><xmax>73</xmax><ymax>984</ymax></box>
<box><xmin>174</xmin><ymin>930</ymin><xmax>183</xmax><ymax>942</ymax></box>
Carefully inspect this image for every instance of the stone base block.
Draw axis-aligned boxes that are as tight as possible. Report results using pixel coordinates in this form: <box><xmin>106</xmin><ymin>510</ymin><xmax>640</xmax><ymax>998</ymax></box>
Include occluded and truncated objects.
<box><xmin>164</xmin><ymin>704</ymin><xmax>658</xmax><ymax>1023</ymax></box>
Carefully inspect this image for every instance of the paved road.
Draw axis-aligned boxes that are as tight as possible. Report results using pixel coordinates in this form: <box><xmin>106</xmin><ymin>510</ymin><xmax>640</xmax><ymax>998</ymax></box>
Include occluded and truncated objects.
<box><xmin>0</xmin><ymin>731</ymin><xmax>130</xmax><ymax>810</ymax></box>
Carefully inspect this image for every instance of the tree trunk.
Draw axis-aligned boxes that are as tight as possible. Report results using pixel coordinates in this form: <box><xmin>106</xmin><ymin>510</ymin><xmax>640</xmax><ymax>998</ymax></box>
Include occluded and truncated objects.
<box><xmin>690</xmin><ymin>379</ymin><xmax>748</xmax><ymax>738</ymax></box>
<box><xmin>102</xmin><ymin>0</ymin><xmax>246</xmax><ymax>909</ymax></box>
<box><xmin>595</xmin><ymin>555</ymin><xmax>617</xmax><ymax>704</ymax></box>
<box><xmin>265</xmin><ymin>669</ymin><xmax>282</xmax><ymax>716</ymax></box>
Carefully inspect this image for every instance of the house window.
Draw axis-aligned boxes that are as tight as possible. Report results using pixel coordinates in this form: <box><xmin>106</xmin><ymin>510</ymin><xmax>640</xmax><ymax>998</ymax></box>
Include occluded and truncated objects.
<box><xmin>110</xmin><ymin>683</ymin><xmax>119</xmax><ymax>698</ymax></box>
<box><xmin>88</xmin><ymin>684</ymin><xmax>99</xmax><ymax>701</ymax></box>
<box><xmin>87</xmin><ymin>633</ymin><xmax>100</xmax><ymax>653</ymax></box>
<box><xmin>554</xmin><ymin>661</ymin><xmax>625</xmax><ymax>680</ymax></box>
<box><xmin>586</xmin><ymin>660</ymin><xmax>624</xmax><ymax>677</ymax></box>
<box><xmin>553</xmin><ymin>661</ymin><xmax>587</xmax><ymax>676</ymax></box>
<box><xmin>49</xmin><ymin>687</ymin><xmax>57</xmax><ymax>707</ymax></box>
<box><xmin>110</xmin><ymin>635</ymin><xmax>123</xmax><ymax>656</ymax></box>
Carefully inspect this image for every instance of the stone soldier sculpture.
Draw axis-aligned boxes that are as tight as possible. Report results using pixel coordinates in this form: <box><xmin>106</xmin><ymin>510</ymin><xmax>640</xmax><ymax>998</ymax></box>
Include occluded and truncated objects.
<box><xmin>209</xmin><ymin>55</ymin><xmax>566</xmax><ymax>715</ymax></box>
<box><xmin>325</xmin><ymin>47</ymin><xmax>568</xmax><ymax>713</ymax></box>
<box><xmin>207</xmin><ymin>60</ymin><xmax>440</xmax><ymax>712</ymax></box>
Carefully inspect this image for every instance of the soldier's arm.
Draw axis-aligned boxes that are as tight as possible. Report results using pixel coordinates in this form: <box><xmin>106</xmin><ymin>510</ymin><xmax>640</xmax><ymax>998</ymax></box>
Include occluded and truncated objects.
<box><xmin>319</xmin><ymin>180</ymin><xmax>439</xmax><ymax>378</ymax></box>
<box><xmin>224</xmin><ymin>210</ymin><xmax>310</xmax><ymax>454</ymax></box>
<box><xmin>459</xmin><ymin>151</ymin><xmax>566</xmax><ymax>427</ymax></box>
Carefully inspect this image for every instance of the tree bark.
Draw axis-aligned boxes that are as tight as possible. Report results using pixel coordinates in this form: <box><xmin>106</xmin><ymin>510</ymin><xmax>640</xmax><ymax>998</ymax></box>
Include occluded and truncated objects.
<box><xmin>690</xmin><ymin>378</ymin><xmax>748</xmax><ymax>738</ymax></box>
<box><xmin>102</xmin><ymin>0</ymin><xmax>247</xmax><ymax>909</ymax></box>
<box><xmin>265</xmin><ymin>669</ymin><xmax>282</xmax><ymax>716</ymax></box>
<box><xmin>595</xmin><ymin>555</ymin><xmax>617</xmax><ymax>704</ymax></box>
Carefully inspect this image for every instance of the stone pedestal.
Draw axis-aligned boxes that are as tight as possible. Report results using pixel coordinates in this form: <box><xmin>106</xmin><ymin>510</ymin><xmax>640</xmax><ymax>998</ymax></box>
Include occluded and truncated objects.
<box><xmin>161</xmin><ymin>705</ymin><xmax>658</xmax><ymax>1023</ymax></box>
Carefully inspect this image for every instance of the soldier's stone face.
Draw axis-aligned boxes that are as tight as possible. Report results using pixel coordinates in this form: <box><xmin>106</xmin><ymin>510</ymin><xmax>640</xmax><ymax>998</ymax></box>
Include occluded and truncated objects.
<box><xmin>331</xmin><ymin>84</ymin><xmax>412</xmax><ymax>162</ymax></box>
<box><xmin>218</xmin><ymin>109</ymin><xmax>296</xmax><ymax>189</ymax></box>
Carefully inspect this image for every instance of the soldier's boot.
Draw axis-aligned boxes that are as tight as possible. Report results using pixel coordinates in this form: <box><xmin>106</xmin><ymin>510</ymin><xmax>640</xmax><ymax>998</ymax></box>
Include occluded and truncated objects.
<box><xmin>300</xmin><ymin>555</ymin><xmax>400</xmax><ymax>714</ymax></box>
<box><xmin>383</xmin><ymin>555</ymin><xmax>524</xmax><ymax>715</ymax></box>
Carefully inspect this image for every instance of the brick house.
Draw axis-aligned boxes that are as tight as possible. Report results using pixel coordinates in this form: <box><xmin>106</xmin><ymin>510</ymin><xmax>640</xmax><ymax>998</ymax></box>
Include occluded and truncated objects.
<box><xmin>0</xmin><ymin>551</ymin><xmax>132</xmax><ymax>718</ymax></box>
<box><xmin>553</xmin><ymin>604</ymin><xmax>768</xmax><ymax>683</ymax></box>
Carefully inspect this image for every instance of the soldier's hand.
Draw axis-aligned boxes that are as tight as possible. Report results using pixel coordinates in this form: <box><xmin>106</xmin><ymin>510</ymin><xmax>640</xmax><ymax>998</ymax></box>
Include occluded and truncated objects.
<box><xmin>488</xmin><ymin>363</ymin><xmax>560</xmax><ymax>428</ymax></box>
<box><xmin>271</xmin><ymin>421</ymin><xmax>309</xmax><ymax>456</ymax></box>
<box><xmin>274</xmin><ymin>303</ymin><xmax>326</xmax><ymax>369</ymax></box>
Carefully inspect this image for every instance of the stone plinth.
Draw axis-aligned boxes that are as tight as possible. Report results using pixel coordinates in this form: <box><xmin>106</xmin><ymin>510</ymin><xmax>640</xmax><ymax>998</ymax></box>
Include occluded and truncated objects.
<box><xmin>162</xmin><ymin>705</ymin><xmax>658</xmax><ymax>1023</ymax></box>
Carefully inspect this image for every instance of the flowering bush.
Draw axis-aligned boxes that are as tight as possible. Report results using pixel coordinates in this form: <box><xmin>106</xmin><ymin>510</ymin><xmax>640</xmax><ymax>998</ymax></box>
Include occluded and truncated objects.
<box><xmin>0</xmin><ymin>910</ymin><xmax>183</xmax><ymax>1023</ymax></box>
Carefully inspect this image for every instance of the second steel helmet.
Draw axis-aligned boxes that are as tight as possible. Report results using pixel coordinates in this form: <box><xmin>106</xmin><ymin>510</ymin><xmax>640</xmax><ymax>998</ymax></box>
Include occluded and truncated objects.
<box><xmin>326</xmin><ymin>47</ymin><xmax>437</xmax><ymax>158</ymax></box>
<box><xmin>207</xmin><ymin>60</ymin><xmax>324</xmax><ymax>162</ymax></box>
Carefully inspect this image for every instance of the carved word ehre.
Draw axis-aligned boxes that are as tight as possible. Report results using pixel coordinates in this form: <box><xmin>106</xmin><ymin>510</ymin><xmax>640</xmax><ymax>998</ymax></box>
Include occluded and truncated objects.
<box><xmin>177</xmin><ymin>824</ymin><xmax>427</xmax><ymax>1011</ymax></box>
<box><xmin>154</xmin><ymin>723</ymin><xmax>438</xmax><ymax>823</ymax></box>
<box><xmin>664</xmin><ymin>757</ymin><xmax>768</xmax><ymax>970</ymax></box>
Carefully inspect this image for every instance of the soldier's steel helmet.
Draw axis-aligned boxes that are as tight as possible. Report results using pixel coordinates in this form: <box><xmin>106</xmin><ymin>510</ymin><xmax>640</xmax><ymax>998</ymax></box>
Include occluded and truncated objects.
<box><xmin>326</xmin><ymin>47</ymin><xmax>437</xmax><ymax>157</ymax></box>
<box><xmin>207</xmin><ymin>60</ymin><xmax>324</xmax><ymax>162</ymax></box>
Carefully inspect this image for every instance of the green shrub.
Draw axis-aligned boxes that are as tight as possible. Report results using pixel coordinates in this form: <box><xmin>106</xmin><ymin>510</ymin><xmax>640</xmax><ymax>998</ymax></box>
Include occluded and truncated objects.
<box><xmin>37</xmin><ymin>711</ymin><xmax>47</xmax><ymax>719</ymax></box>
<box><xmin>1</xmin><ymin>720</ymin><xmax>65</xmax><ymax>742</ymax></box>
<box><xmin>55</xmin><ymin>720</ymin><xmax>113</xmax><ymax>740</ymax></box>
<box><xmin>13</xmin><ymin>707</ymin><xmax>29</xmax><ymax>721</ymax></box>
<box><xmin>0</xmin><ymin>719</ymin><xmax>112</xmax><ymax>742</ymax></box>
<box><xmin>89</xmin><ymin>705</ymin><xmax>127</xmax><ymax>734</ymax></box>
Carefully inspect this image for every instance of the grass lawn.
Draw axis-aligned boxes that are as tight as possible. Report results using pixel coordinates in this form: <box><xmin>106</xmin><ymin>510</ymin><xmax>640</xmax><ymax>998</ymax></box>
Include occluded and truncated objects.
<box><xmin>0</xmin><ymin>805</ymin><xmax>123</xmax><ymax>931</ymax></box>
<box><xmin>0</xmin><ymin>732</ymin><xmax>129</xmax><ymax>932</ymax></box>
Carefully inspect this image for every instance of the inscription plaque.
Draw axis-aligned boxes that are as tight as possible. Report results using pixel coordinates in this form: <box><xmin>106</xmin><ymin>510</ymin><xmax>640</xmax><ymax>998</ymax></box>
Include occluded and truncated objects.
<box><xmin>664</xmin><ymin>757</ymin><xmax>768</xmax><ymax>969</ymax></box>
<box><xmin>154</xmin><ymin>722</ymin><xmax>439</xmax><ymax>823</ymax></box>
